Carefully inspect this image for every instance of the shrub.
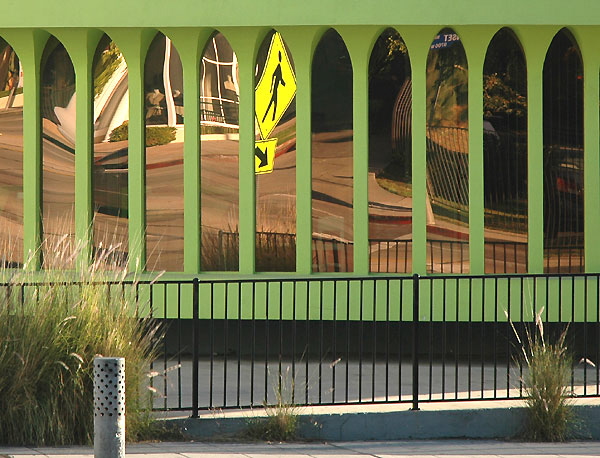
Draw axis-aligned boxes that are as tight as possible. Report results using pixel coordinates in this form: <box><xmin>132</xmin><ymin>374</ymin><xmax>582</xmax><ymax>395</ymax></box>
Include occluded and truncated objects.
<box><xmin>243</xmin><ymin>366</ymin><xmax>299</xmax><ymax>442</ymax></box>
<box><xmin>244</xmin><ymin>407</ymin><xmax>298</xmax><ymax>442</ymax></box>
<box><xmin>0</xmin><ymin>241</ymin><xmax>161</xmax><ymax>445</ymax></box>
<box><xmin>108</xmin><ymin>121</ymin><xmax>176</xmax><ymax>147</ymax></box>
<box><xmin>513</xmin><ymin>310</ymin><xmax>576</xmax><ymax>441</ymax></box>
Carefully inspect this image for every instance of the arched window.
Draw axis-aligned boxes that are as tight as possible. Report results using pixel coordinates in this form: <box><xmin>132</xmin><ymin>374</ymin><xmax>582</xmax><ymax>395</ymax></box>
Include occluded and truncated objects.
<box><xmin>200</xmin><ymin>31</ymin><xmax>240</xmax><ymax>271</ymax></box>
<box><xmin>483</xmin><ymin>28</ymin><xmax>528</xmax><ymax>273</ymax></box>
<box><xmin>311</xmin><ymin>28</ymin><xmax>353</xmax><ymax>272</ymax></box>
<box><xmin>41</xmin><ymin>36</ymin><xmax>76</xmax><ymax>268</ymax></box>
<box><xmin>543</xmin><ymin>28</ymin><xmax>584</xmax><ymax>273</ymax></box>
<box><xmin>368</xmin><ymin>28</ymin><xmax>412</xmax><ymax>273</ymax></box>
<box><xmin>426</xmin><ymin>28</ymin><xmax>469</xmax><ymax>273</ymax></box>
<box><xmin>0</xmin><ymin>38</ymin><xmax>23</xmax><ymax>267</ymax></box>
<box><xmin>254</xmin><ymin>30</ymin><xmax>296</xmax><ymax>272</ymax></box>
<box><xmin>144</xmin><ymin>32</ymin><xmax>184</xmax><ymax>272</ymax></box>
<box><xmin>92</xmin><ymin>34</ymin><xmax>129</xmax><ymax>268</ymax></box>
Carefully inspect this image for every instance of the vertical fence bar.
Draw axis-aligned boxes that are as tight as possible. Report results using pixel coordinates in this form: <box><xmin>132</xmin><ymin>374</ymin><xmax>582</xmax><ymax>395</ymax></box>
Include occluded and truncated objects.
<box><xmin>319</xmin><ymin>281</ymin><xmax>324</xmax><ymax>404</ymax></box>
<box><xmin>191</xmin><ymin>278</ymin><xmax>199</xmax><ymax>418</ymax></box>
<box><xmin>372</xmin><ymin>279</ymin><xmax>377</xmax><ymax>402</ymax></box>
<box><xmin>441</xmin><ymin>278</ymin><xmax>446</xmax><ymax>399</ymax></box>
<box><xmin>292</xmin><ymin>281</ymin><xmax>297</xmax><ymax>404</ymax></box>
<box><xmin>332</xmin><ymin>280</ymin><xmax>337</xmax><ymax>403</ymax></box>
<box><xmin>251</xmin><ymin>281</ymin><xmax>256</xmax><ymax>406</ymax></box>
<box><xmin>177</xmin><ymin>284</ymin><xmax>182</xmax><ymax>409</ymax></box>
<box><xmin>237</xmin><ymin>282</ymin><xmax>242</xmax><ymax>407</ymax></box>
<box><xmin>412</xmin><ymin>273</ymin><xmax>420</xmax><ymax>410</ymax></box>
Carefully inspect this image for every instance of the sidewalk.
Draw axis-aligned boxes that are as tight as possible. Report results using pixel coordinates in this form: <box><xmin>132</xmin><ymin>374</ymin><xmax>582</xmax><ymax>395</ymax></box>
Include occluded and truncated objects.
<box><xmin>1</xmin><ymin>439</ymin><xmax>599</xmax><ymax>457</ymax></box>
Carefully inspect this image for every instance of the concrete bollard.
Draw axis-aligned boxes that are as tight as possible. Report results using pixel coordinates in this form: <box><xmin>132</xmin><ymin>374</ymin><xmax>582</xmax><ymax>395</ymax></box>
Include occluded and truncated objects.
<box><xmin>94</xmin><ymin>357</ymin><xmax>125</xmax><ymax>458</ymax></box>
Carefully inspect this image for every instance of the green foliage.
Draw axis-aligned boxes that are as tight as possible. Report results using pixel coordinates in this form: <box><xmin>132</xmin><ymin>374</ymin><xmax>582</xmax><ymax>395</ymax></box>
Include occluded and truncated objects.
<box><xmin>145</xmin><ymin>126</ymin><xmax>177</xmax><ymax>147</ymax></box>
<box><xmin>368</xmin><ymin>30</ymin><xmax>408</xmax><ymax>80</ymax></box>
<box><xmin>244</xmin><ymin>409</ymin><xmax>298</xmax><ymax>442</ymax></box>
<box><xmin>244</xmin><ymin>368</ymin><xmax>299</xmax><ymax>442</ymax></box>
<box><xmin>513</xmin><ymin>311</ymin><xmax>576</xmax><ymax>441</ymax></box>
<box><xmin>108</xmin><ymin>120</ymin><xmax>129</xmax><ymax>142</ymax></box>
<box><xmin>0</xmin><ymin>241</ymin><xmax>162</xmax><ymax>445</ymax></box>
<box><xmin>93</xmin><ymin>41</ymin><xmax>123</xmax><ymax>98</ymax></box>
<box><xmin>484</xmin><ymin>73</ymin><xmax>527</xmax><ymax>118</ymax></box>
<box><xmin>108</xmin><ymin>121</ymin><xmax>177</xmax><ymax>147</ymax></box>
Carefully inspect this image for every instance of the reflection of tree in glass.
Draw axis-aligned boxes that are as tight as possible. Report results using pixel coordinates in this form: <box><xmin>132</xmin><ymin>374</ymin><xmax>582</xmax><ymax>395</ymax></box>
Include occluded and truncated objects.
<box><xmin>93</xmin><ymin>41</ymin><xmax>123</xmax><ymax>98</ymax></box>
<box><xmin>368</xmin><ymin>31</ymin><xmax>407</xmax><ymax>80</ymax></box>
<box><xmin>483</xmin><ymin>28</ymin><xmax>528</xmax><ymax>234</ymax></box>
<box><xmin>426</xmin><ymin>30</ymin><xmax>468</xmax><ymax>128</ymax></box>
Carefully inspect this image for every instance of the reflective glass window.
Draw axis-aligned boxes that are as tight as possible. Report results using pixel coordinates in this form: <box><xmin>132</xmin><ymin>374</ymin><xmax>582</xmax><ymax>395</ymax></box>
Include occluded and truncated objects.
<box><xmin>0</xmin><ymin>38</ymin><xmax>23</xmax><ymax>267</ymax></box>
<box><xmin>368</xmin><ymin>29</ymin><xmax>411</xmax><ymax>273</ymax></box>
<box><xmin>311</xmin><ymin>29</ymin><xmax>353</xmax><ymax>272</ymax></box>
<box><xmin>145</xmin><ymin>33</ymin><xmax>184</xmax><ymax>271</ymax></box>
<box><xmin>483</xmin><ymin>28</ymin><xmax>527</xmax><ymax>273</ymax></box>
<box><xmin>426</xmin><ymin>28</ymin><xmax>469</xmax><ymax>273</ymax></box>
<box><xmin>41</xmin><ymin>37</ymin><xmax>76</xmax><ymax>268</ymax></box>
<box><xmin>200</xmin><ymin>32</ymin><xmax>240</xmax><ymax>271</ymax></box>
<box><xmin>92</xmin><ymin>35</ymin><xmax>129</xmax><ymax>268</ymax></box>
<box><xmin>543</xmin><ymin>29</ymin><xmax>584</xmax><ymax>273</ymax></box>
<box><xmin>254</xmin><ymin>30</ymin><xmax>296</xmax><ymax>272</ymax></box>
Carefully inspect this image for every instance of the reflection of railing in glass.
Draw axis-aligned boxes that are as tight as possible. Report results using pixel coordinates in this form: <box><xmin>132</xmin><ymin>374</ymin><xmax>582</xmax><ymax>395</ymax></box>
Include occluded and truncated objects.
<box><xmin>201</xmin><ymin>230</ymin><xmax>296</xmax><ymax>272</ymax></box>
<box><xmin>200</xmin><ymin>100</ymin><xmax>239</xmax><ymax>127</ymax></box>
<box><xmin>426</xmin><ymin>126</ymin><xmax>468</xmax><ymax>219</ymax></box>
<box><xmin>312</xmin><ymin>236</ymin><xmax>353</xmax><ymax>273</ymax></box>
<box><xmin>202</xmin><ymin>230</ymin><xmax>357</xmax><ymax>273</ymax></box>
<box><xmin>369</xmin><ymin>239</ymin><xmax>410</xmax><ymax>273</ymax></box>
<box><xmin>427</xmin><ymin>239</ymin><xmax>468</xmax><ymax>274</ymax></box>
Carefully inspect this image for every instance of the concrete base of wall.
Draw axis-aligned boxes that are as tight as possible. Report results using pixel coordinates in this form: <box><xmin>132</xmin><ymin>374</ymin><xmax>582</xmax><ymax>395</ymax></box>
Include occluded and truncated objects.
<box><xmin>164</xmin><ymin>399</ymin><xmax>600</xmax><ymax>442</ymax></box>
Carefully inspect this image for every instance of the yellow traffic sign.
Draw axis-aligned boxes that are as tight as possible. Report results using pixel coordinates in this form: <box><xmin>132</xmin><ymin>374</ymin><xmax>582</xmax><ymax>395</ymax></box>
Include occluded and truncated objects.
<box><xmin>255</xmin><ymin>138</ymin><xmax>277</xmax><ymax>174</ymax></box>
<box><xmin>255</xmin><ymin>32</ymin><xmax>296</xmax><ymax>140</ymax></box>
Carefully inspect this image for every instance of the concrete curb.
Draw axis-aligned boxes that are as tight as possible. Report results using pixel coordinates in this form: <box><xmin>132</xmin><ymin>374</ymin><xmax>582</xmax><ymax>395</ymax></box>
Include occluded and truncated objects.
<box><xmin>165</xmin><ymin>403</ymin><xmax>600</xmax><ymax>441</ymax></box>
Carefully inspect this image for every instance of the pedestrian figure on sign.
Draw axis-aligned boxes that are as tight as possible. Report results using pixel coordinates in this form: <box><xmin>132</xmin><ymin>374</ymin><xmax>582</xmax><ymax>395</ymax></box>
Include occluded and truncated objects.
<box><xmin>262</xmin><ymin>51</ymin><xmax>285</xmax><ymax>123</ymax></box>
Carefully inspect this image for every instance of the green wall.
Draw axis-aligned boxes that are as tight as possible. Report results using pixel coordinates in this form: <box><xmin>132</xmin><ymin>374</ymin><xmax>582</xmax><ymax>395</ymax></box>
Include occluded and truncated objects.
<box><xmin>2</xmin><ymin>5</ymin><xmax>600</xmax><ymax>320</ymax></box>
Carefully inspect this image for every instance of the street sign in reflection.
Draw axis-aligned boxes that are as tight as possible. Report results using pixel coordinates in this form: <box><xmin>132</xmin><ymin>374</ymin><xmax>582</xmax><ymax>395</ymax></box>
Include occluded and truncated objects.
<box><xmin>255</xmin><ymin>138</ymin><xmax>277</xmax><ymax>174</ymax></box>
<box><xmin>255</xmin><ymin>32</ymin><xmax>296</xmax><ymax>141</ymax></box>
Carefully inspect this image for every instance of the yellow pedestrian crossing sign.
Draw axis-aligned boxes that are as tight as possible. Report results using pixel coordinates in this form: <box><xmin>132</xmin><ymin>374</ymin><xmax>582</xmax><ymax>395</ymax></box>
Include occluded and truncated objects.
<box><xmin>255</xmin><ymin>32</ymin><xmax>296</xmax><ymax>140</ymax></box>
<box><xmin>255</xmin><ymin>138</ymin><xmax>277</xmax><ymax>174</ymax></box>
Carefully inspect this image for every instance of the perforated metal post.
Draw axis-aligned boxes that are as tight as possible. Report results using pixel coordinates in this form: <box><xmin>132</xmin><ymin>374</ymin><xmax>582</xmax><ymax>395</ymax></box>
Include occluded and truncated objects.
<box><xmin>94</xmin><ymin>357</ymin><xmax>125</xmax><ymax>458</ymax></box>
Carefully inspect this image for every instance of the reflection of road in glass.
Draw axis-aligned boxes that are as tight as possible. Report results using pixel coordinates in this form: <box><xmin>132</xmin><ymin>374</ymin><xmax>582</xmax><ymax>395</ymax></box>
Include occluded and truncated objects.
<box><xmin>146</xmin><ymin>141</ymin><xmax>184</xmax><ymax>271</ymax></box>
<box><xmin>311</xmin><ymin>130</ymin><xmax>354</xmax><ymax>272</ymax></box>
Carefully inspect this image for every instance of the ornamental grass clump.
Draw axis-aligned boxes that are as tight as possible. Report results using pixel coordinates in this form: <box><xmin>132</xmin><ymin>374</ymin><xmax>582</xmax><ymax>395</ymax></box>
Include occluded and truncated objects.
<box><xmin>513</xmin><ymin>309</ymin><xmax>575</xmax><ymax>441</ymax></box>
<box><xmin>244</xmin><ymin>366</ymin><xmax>299</xmax><ymax>442</ymax></box>
<box><xmin>0</xmin><ymin>238</ymin><xmax>161</xmax><ymax>445</ymax></box>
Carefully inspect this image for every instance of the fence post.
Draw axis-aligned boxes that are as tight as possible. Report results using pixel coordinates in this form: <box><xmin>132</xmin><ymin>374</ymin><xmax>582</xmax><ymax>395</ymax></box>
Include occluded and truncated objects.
<box><xmin>94</xmin><ymin>357</ymin><xmax>125</xmax><ymax>458</ymax></box>
<box><xmin>191</xmin><ymin>277</ymin><xmax>199</xmax><ymax>418</ymax></box>
<box><xmin>411</xmin><ymin>273</ymin><xmax>420</xmax><ymax>411</ymax></box>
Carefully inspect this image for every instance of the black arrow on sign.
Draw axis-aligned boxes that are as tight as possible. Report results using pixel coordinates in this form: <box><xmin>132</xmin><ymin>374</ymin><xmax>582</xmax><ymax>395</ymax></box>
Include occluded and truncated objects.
<box><xmin>255</xmin><ymin>145</ymin><xmax>268</xmax><ymax>168</ymax></box>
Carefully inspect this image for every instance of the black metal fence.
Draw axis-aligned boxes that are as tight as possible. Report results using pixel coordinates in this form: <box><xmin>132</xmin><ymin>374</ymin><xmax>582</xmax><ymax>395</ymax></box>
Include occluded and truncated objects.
<box><xmin>144</xmin><ymin>272</ymin><xmax>600</xmax><ymax>416</ymax></box>
<box><xmin>3</xmin><ymin>273</ymin><xmax>597</xmax><ymax>415</ymax></box>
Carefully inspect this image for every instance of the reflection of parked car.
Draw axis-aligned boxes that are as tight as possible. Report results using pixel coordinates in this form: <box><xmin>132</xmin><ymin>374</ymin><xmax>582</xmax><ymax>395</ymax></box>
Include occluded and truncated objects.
<box><xmin>544</xmin><ymin>145</ymin><xmax>584</xmax><ymax>239</ymax></box>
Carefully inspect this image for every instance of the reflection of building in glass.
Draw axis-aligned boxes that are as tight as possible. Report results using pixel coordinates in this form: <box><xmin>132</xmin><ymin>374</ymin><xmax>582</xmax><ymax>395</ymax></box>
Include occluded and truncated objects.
<box><xmin>145</xmin><ymin>34</ymin><xmax>184</xmax><ymax>128</ymax></box>
<box><xmin>201</xmin><ymin>33</ymin><xmax>239</xmax><ymax>128</ymax></box>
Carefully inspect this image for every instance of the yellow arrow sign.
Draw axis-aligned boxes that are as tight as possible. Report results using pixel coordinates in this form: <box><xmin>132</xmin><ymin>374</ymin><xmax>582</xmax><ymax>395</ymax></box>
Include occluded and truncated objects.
<box><xmin>255</xmin><ymin>32</ymin><xmax>296</xmax><ymax>140</ymax></box>
<box><xmin>255</xmin><ymin>138</ymin><xmax>277</xmax><ymax>174</ymax></box>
